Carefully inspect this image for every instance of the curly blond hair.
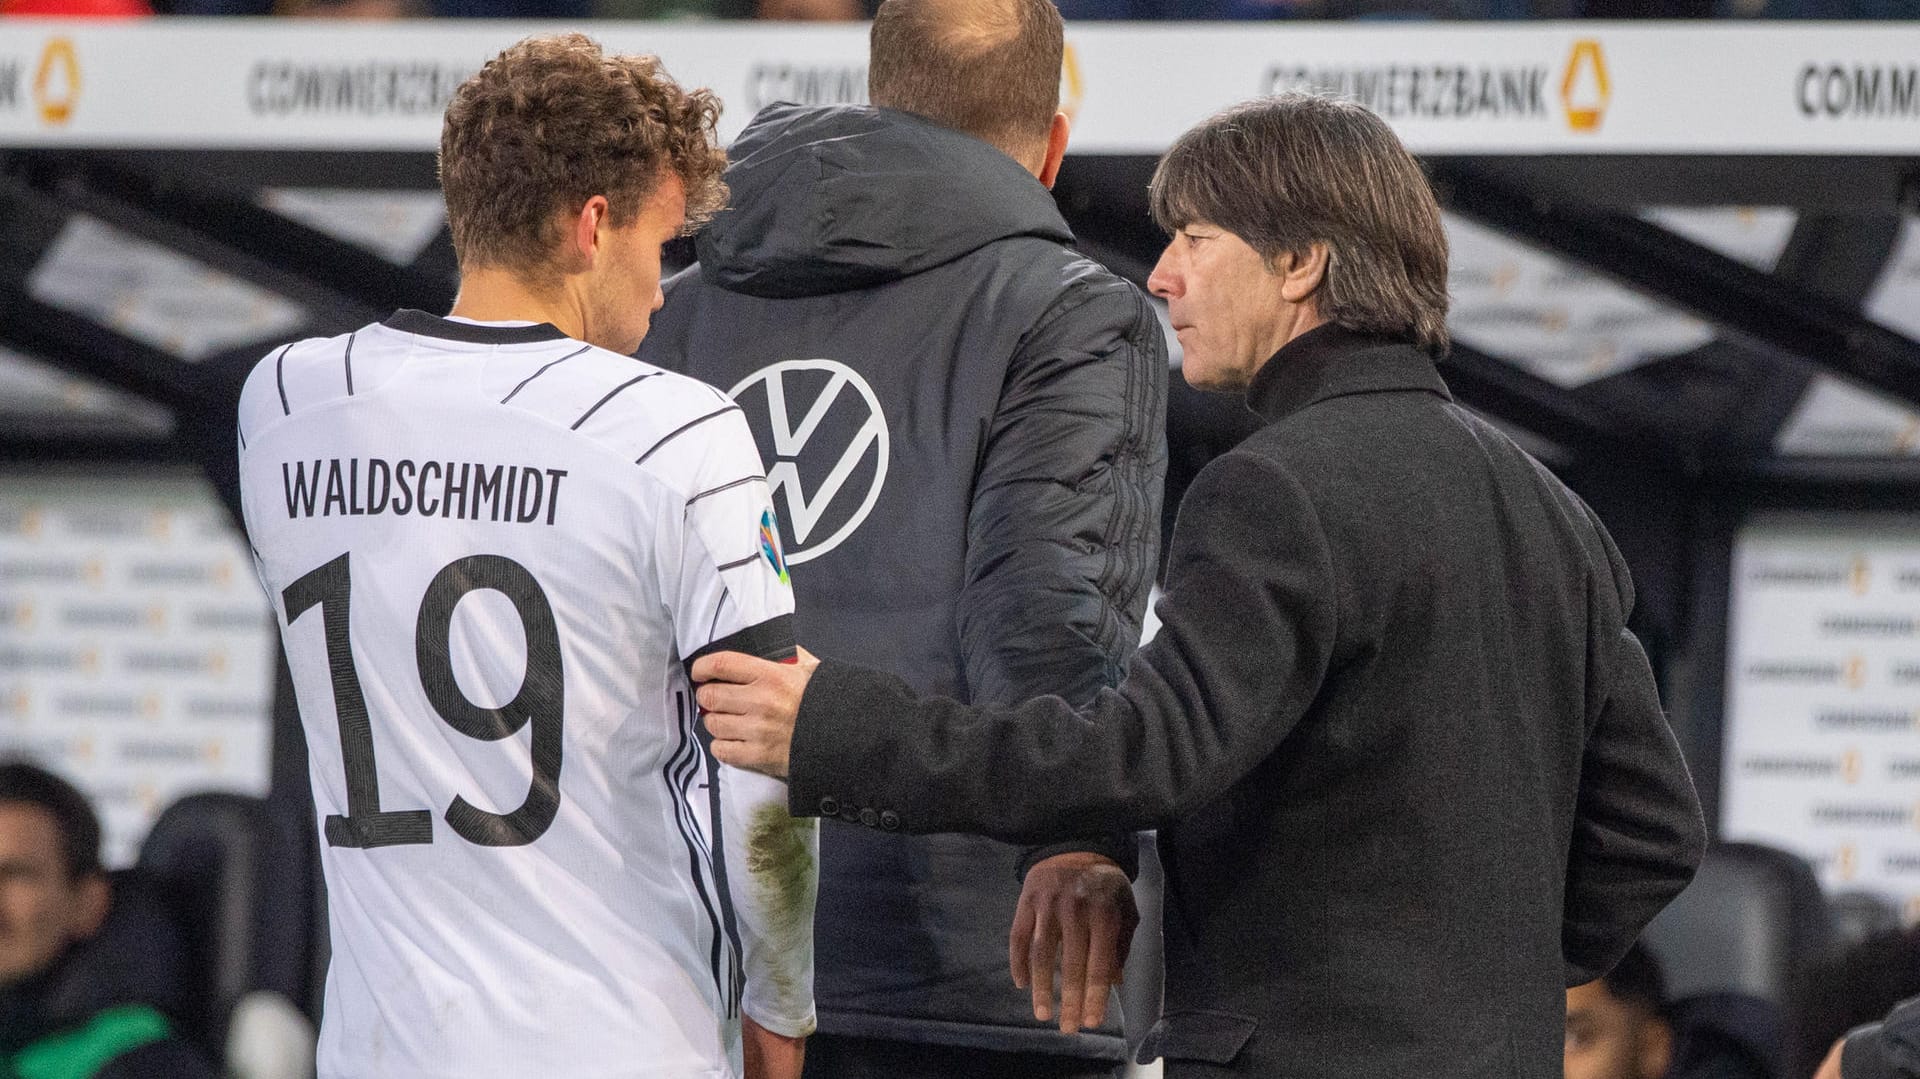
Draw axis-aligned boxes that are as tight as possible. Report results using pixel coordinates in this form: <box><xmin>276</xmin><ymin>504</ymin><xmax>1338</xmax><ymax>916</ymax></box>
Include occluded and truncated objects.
<box><xmin>439</xmin><ymin>33</ymin><xmax>727</xmax><ymax>277</ymax></box>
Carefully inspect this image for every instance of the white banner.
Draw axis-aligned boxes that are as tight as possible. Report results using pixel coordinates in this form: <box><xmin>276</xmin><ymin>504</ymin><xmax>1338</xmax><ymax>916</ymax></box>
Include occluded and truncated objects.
<box><xmin>1722</xmin><ymin>514</ymin><xmax>1920</xmax><ymax>924</ymax></box>
<box><xmin>0</xmin><ymin>21</ymin><xmax>1916</xmax><ymax>155</ymax></box>
<box><xmin>0</xmin><ymin>470</ymin><xmax>275</xmax><ymax>868</ymax></box>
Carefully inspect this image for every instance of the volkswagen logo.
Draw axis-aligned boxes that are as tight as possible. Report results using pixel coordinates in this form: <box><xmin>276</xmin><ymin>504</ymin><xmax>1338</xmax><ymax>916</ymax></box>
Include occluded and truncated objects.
<box><xmin>728</xmin><ymin>359</ymin><xmax>890</xmax><ymax>566</ymax></box>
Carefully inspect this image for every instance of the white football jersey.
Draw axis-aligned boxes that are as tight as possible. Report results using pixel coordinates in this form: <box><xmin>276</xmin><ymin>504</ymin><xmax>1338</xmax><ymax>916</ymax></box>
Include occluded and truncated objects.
<box><xmin>237</xmin><ymin>310</ymin><xmax>816</xmax><ymax>1079</ymax></box>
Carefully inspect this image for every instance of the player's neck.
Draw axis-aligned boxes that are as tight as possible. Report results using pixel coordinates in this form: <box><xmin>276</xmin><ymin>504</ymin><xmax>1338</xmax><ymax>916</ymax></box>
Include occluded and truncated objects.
<box><xmin>447</xmin><ymin>267</ymin><xmax>585</xmax><ymax>341</ymax></box>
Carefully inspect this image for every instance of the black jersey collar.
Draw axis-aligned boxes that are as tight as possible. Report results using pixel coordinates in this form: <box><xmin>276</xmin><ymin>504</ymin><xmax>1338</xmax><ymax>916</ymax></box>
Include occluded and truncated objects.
<box><xmin>383</xmin><ymin>309</ymin><xmax>570</xmax><ymax>346</ymax></box>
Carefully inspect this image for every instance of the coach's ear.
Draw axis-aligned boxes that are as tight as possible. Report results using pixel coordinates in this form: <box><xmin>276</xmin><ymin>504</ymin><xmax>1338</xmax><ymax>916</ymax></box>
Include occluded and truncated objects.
<box><xmin>1274</xmin><ymin>242</ymin><xmax>1329</xmax><ymax>303</ymax></box>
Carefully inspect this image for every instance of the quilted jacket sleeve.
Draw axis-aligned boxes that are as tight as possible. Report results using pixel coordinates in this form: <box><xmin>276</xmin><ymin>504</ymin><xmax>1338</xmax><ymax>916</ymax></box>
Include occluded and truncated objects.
<box><xmin>954</xmin><ymin>260</ymin><xmax>1167</xmax><ymax>876</ymax></box>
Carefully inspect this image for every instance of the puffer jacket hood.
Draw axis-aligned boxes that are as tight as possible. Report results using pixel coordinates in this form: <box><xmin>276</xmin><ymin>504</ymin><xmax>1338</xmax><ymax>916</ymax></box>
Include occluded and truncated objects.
<box><xmin>695</xmin><ymin>104</ymin><xmax>1075</xmax><ymax>299</ymax></box>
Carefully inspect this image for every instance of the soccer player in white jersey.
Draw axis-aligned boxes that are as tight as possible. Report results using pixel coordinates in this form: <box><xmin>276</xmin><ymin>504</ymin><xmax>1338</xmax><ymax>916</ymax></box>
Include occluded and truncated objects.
<box><xmin>234</xmin><ymin>34</ymin><xmax>816</xmax><ymax>1079</ymax></box>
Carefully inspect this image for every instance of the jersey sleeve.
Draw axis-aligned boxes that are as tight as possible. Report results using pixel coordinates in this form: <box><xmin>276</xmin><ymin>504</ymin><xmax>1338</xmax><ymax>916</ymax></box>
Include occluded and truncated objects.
<box><xmin>722</xmin><ymin>763</ymin><xmax>819</xmax><ymax>1038</ymax></box>
<box><xmin>665</xmin><ymin>407</ymin><xmax>796</xmax><ymax>667</ymax></box>
<box><xmin>655</xmin><ymin>405</ymin><xmax>816</xmax><ymax>1037</ymax></box>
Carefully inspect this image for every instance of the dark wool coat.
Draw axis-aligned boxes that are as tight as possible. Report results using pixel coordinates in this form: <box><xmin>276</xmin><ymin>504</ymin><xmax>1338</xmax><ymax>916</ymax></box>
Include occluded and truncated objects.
<box><xmin>787</xmin><ymin>325</ymin><xmax>1707</xmax><ymax>1077</ymax></box>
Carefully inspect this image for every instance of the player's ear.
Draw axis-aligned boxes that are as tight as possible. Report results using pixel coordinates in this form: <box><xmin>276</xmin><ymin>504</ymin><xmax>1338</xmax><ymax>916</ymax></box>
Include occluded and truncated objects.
<box><xmin>570</xmin><ymin>196</ymin><xmax>611</xmax><ymax>265</ymax></box>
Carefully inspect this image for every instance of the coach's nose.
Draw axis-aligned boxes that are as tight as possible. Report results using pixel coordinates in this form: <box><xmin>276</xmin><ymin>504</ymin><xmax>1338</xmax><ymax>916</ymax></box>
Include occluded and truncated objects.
<box><xmin>1147</xmin><ymin>241</ymin><xmax>1183</xmax><ymax>300</ymax></box>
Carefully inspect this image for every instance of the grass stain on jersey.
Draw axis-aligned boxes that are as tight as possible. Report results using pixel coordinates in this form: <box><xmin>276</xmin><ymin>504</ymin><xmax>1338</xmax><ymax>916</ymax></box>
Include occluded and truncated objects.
<box><xmin>747</xmin><ymin>803</ymin><xmax>818</xmax><ymax>1014</ymax></box>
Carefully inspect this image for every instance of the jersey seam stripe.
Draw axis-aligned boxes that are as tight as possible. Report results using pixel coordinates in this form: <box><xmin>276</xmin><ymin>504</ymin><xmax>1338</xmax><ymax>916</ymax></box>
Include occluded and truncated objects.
<box><xmin>500</xmin><ymin>344</ymin><xmax>591</xmax><ymax>405</ymax></box>
<box><xmin>343</xmin><ymin>330</ymin><xmax>358</xmax><ymax>396</ymax></box>
<box><xmin>673</xmin><ymin>731</ymin><xmax>722</xmax><ymax>869</ymax></box>
<box><xmin>706</xmin><ymin>587</ymin><xmax>732</xmax><ymax>644</ymax></box>
<box><xmin>684</xmin><ymin>475</ymin><xmax>765</xmax><ymax>510</ymax></box>
<box><xmin>665</xmin><ymin>690</ymin><xmax>730</xmax><ymax>1004</ymax></box>
<box><xmin>570</xmin><ymin>373</ymin><xmax>661</xmax><ymax>431</ymax></box>
<box><xmin>714</xmin><ymin>554</ymin><xmax>761</xmax><ymax>572</ymax></box>
<box><xmin>633</xmin><ymin>405</ymin><xmax>740</xmax><ymax>467</ymax></box>
<box><xmin>273</xmin><ymin>342</ymin><xmax>295</xmax><ymax>415</ymax></box>
<box><xmin>699</xmin><ymin>741</ymin><xmax>747</xmax><ymax>1017</ymax></box>
<box><xmin>666</xmin><ymin>696</ymin><xmax>721</xmax><ymax>973</ymax></box>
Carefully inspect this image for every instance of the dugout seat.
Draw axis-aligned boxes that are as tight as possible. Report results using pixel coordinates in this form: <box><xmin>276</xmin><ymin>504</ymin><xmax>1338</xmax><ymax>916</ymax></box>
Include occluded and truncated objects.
<box><xmin>134</xmin><ymin>792</ymin><xmax>275</xmax><ymax>1059</ymax></box>
<box><xmin>1641</xmin><ymin>841</ymin><xmax>1834</xmax><ymax>1005</ymax></box>
<box><xmin>37</xmin><ymin>794</ymin><xmax>291</xmax><ymax>1077</ymax></box>
<box><xmin>41</xmin><ymin>868</ymin><xmax>197</xmax><ymax>1047</ymax></box>
<box><xmin>1828</xmin><ymin>890</ymin><xmax>1904</xmax><ymax>953</ymax></box>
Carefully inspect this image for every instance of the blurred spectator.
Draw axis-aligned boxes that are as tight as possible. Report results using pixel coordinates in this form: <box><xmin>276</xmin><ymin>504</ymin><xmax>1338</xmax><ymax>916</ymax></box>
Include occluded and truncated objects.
<box><xmin>1569</xmin><ymin>945</ymin><xmax>1676</xmax><ymax>1079</ymax></box>
<box><xmin>1713</xmin><ymin>0</ymin><xmax>1915</xmax><ymax>15</ymax></box>
<box><xmin>1053</xmin><ymin>0</ymin><xmax>1573</xmax><ymax>18</ymax></box>
<box><xmin>1816</xmin><ymin>996</ymin><xmax>1920</xmax><ymax>1079</ymax></box>
<box><xmin>1797</xmin><ymin>928</ymin><xmax>1920</xmax><ymax>1077</ymax></box>
<box><xmin>0</xmin><ymin>761</ymin><xmax>215</xmax><ymax>1079</ymax></box>
<box><xmin>1579</xmin><ymin>0</ymin><xmax>1711</xmax><ymax>12</ymax></box>
<box><xmin>167</xmin><ymin>0</ymin><xmax>868</xmax><ymax>17</ymax></box>
<box><xmin>1568</xmin><ymin>943</ymin><xmax>1780</xmax><ymax>1079</ymax></box>
<box><xmin>0</xmin><ymin>0</ymin><xmax>150</xmax><ymax>14</ymax></box>
<box><xmin>753</xmin><ymin>0</ymin><xmax>864</xmax><ymax>16</ymax></box>
<box><xmin>593</xmin><ymin>0</ymin><xmax>862</xmax><ymax>17</ymax></box>
<box><xmin>1667</xmin><ymin>993</ymin><xmax>1783</xmax><ymax>1079</ymax></box>
<box><xmin>150</xmin><ymin>0</ymin><xmax>1911</xmax><ymax>21</ymax></box>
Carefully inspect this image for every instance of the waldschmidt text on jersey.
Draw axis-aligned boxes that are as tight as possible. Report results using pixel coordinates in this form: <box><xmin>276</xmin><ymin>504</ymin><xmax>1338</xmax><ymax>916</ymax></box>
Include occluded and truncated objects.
<box><xmin>281</xmin><ymin>458</ymin><xmax>568</xmax><ymax>525</ymax></box>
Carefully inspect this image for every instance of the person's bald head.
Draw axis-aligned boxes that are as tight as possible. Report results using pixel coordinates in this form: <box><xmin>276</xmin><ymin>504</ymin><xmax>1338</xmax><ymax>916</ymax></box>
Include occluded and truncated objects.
<box><xmin>868</xmin><ymin>0</ymin><xmax>1064</xmax><ymax>169</ymax></box>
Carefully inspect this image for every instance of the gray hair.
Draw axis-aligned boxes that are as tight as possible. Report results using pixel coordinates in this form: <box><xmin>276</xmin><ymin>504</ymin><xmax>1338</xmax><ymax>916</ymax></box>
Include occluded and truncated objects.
<box><xmin>1149</xmin><ymin>93</ymin><xmax>1450</xmax><ymax>356</ymax></box>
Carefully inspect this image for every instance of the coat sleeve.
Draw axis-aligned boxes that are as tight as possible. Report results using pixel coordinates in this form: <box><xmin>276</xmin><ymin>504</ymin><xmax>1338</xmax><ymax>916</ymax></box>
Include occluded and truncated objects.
<box><xmin>954</xmin><ymin>266</ymin><xmax>1167</xmax><ymax>874</ymax></box>
<box><xmin>788</xmin><ymin>450</ymin><xmax>1334</xmax><ymax>842</ymax></box>
<box><xmin>1842</xmin><ymin>995</ymin><xmax>1920</xmax><ymax>1079</ymax></box>
<box><xmin>1561</xmin><ymin>519</ymin><xmax>1707</xmax><ymax>986</ymax></box>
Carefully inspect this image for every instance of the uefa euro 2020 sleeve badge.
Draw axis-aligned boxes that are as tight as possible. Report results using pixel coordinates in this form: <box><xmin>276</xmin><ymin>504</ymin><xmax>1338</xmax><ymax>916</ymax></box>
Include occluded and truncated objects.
<box><xmin>759</xmin><ymin>509</ymin><xmax>790</xmax><ymax>587</ymax></box>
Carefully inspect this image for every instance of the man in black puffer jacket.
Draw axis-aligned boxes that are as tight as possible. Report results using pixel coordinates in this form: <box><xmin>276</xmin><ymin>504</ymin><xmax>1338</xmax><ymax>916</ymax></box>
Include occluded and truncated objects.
<box><xmin>636</xmin><ymin>1</ymin><xmax>1165</xmax><ymax>1075</ymax></box>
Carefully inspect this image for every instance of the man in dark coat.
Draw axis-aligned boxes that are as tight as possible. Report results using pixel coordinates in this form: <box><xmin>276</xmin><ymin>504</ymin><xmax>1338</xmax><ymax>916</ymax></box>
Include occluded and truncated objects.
<box><xmin>635</xmin><ymin>0</ymin><xmax>1167</xmax><ymax>1074</ymax></box>
<box><xmin>694</xmin><ymin>93</ymin><xmax>1707</xmax><ymax>1078</ymax></box>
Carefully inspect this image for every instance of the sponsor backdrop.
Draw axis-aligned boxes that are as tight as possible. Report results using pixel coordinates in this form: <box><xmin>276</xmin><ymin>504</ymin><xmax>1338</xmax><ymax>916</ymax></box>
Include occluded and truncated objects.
<box><xmin>0</xmin><ymin>468</ymin><xmax>274</xmax><ymax>867</ymax></box>
<box><xmin>0</xmin><ymin>22</ymin><xmax>1916</xmax><ymax>154</ymax></box>
<box><xmin>1723</xmin><ymin>513</ymin><xmax>1920</xmax><ymax>924</ymax></box>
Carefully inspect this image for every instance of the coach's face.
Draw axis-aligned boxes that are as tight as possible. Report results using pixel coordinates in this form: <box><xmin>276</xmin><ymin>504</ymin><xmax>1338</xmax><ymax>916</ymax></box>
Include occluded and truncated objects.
<box><xmin>587</xmin><ymin>173</ymin><xmax>687</xmax><ymax>355</ymax></box>
<box><xmin>1148</xmin><ymin>223</ymin><xmax>1292</xmax><ymax>393</ymax></box>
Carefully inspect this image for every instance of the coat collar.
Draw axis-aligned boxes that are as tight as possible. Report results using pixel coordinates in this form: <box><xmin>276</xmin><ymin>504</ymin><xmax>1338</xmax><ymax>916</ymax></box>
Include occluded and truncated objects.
<box><xmin>1245</xmin><ymin>323</ymin><xmax>1450</xmax><ymax>424</ymax></box>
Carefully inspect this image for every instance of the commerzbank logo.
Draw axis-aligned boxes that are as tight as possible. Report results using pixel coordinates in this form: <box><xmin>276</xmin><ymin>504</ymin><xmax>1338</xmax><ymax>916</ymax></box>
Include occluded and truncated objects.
<box><xmin>1264</xmin><ymin>42</ymin><xmax>1611</xmax><ymax>127</ymax></box>
<box><xmin>33</xmin><ymin>37</ymin><xmax>79</xmax><ymax>127</ymax></box>
<box><xmin>1560</xmin><ymin>40</ymin><xmax>1610</xmax><ymax>133</ymax></box>
<box><xmin>729</xmin><ymin>360</ymin><xmax>890</xmax><ymax>567</ymax></box>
